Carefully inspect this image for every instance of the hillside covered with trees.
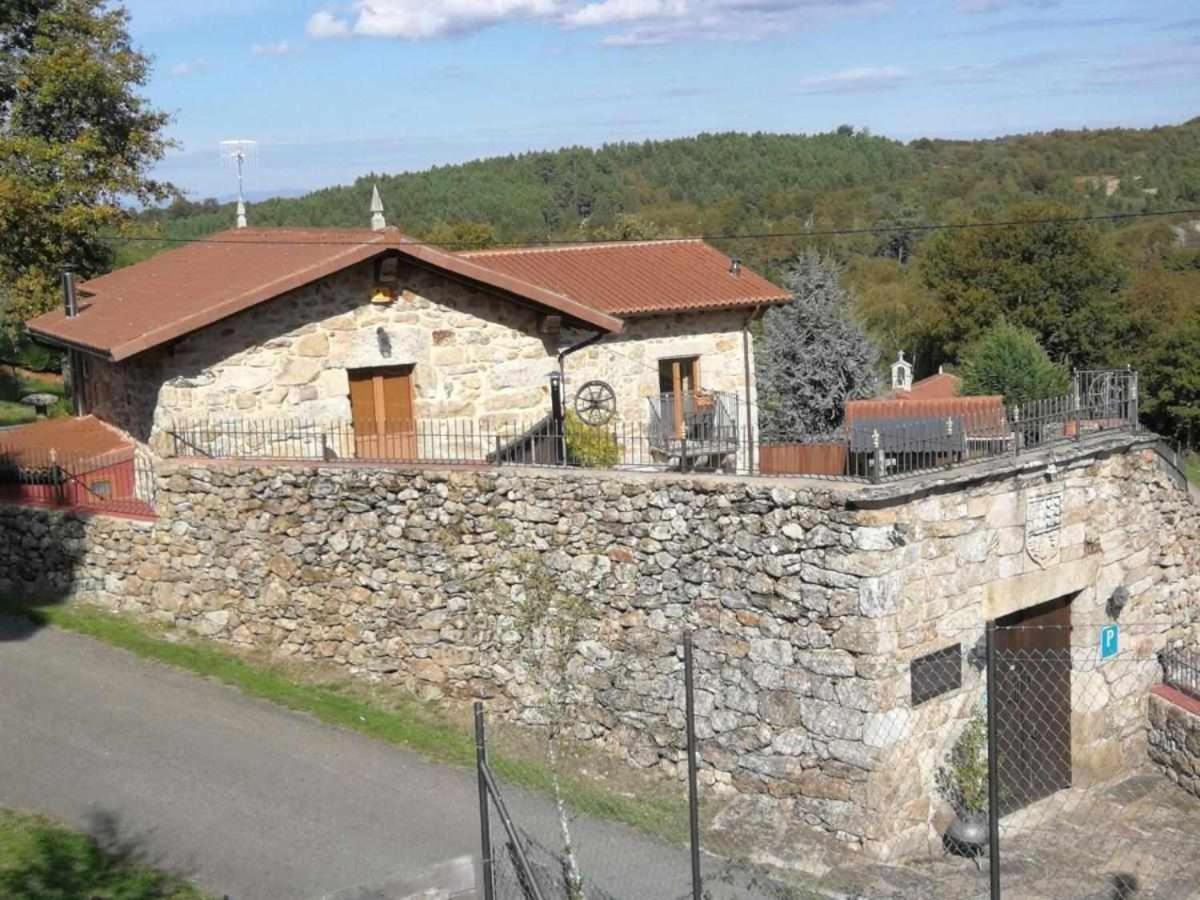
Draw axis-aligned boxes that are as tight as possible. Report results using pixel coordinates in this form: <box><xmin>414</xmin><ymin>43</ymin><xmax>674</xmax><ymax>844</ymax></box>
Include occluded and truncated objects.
<box><xmin>129</xmin><ymin>120</ymin><xmax>1200</xmax><ymax>270</ymax></box>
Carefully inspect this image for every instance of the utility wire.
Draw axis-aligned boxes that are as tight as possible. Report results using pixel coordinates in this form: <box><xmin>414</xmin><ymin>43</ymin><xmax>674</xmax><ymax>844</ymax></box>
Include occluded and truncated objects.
<box><xmin>94</xmin><ymin>206</ymin><xmax>1200</xmax><ymax>252</ymax></box>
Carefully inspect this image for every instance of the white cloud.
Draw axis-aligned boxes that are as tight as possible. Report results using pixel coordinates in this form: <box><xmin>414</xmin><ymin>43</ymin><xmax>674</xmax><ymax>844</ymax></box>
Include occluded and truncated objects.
<box><xmin>307</xmin><ymin>1</ymin><xmax>563</xmax><ymax>41</ymax></box>
<box><xmin>956</xmin><ymin>0</ymin><xmax>1059</xmax><ymax>12</ymax></box>
<box><xmin>565</xmin><ymin>0</ymin><xmax>686</xmax><ymax>28</ymax></box>
<box><xmin>169</xmin><ymin>59</ymin><xmax>208</xmax><ymax>77</ymax></box>
<box><xmin>305</xmin><ymin>0</ymin><xmax>885</xmax><ymax>44</ymax></box>
<box><xmin>251</xmin><ymin>40</ymin><xmax>299</xmax><ymax>56</ymax></box>
<box><xmin>796</xmin><ymin>65</ymin><xmax>908</xmax><ymax>94</ymax></box>
<box><xmin>306</xmin><ymin>10</ymin><xmax>352</xmax><ymax>38</ymax></box>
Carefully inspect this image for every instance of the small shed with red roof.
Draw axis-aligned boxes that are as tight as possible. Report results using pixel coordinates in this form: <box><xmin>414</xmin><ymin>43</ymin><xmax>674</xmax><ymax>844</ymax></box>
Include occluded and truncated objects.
<box><xmin>0</xmin><ymin>416</ymin><xmax>150</xmax><ymax>515</ymax></box>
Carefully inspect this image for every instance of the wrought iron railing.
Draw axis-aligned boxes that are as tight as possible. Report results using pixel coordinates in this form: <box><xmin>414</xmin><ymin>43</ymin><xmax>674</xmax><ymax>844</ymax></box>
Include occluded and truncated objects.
<box><xmin>1161</xmin><ymin>647</ymin><xmax>1200</xmax><ymax>701</ymax></box>
<box><xmin>158</xmin><ymin>370</ymin><xmax>1142</xmax><ymax>482</ymax></box>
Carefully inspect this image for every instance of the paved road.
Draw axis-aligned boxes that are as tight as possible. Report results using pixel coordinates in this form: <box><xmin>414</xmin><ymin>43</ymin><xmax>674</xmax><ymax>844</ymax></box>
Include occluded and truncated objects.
<box><xmin>0</xmin><ymin>617</ymin><xmax>786</xmax><ymax>900</ymax></box>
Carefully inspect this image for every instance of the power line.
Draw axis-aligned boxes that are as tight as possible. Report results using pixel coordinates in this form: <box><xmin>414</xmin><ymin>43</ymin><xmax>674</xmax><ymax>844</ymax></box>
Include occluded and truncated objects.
<box><xmin>96</xmin><ymin>207</ymin><xmax>1200</xmax><ymax>252</ymax></box>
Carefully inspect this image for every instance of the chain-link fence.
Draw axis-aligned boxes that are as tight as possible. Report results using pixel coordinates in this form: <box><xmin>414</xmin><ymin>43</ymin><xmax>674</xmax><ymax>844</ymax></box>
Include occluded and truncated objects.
<box><xmin>472</xmin><ymin>616</ymin><xmax>1200</xmax><ymax>900</ymax></box>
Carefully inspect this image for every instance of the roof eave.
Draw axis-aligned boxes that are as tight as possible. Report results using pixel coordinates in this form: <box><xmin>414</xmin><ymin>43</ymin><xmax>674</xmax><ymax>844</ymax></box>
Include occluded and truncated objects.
<box><xmin>614</xmin><ymin>294</ymin><xmax>792</xmax><ymax>318</ymax></box>
<box><xmin>24</xmin><ymin>326</ymin><xmax>114</xmax><ymax>361</ymax></box>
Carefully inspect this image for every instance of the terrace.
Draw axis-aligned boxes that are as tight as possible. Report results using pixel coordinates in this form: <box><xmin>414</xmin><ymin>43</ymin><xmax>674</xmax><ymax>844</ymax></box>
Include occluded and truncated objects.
<box><xmin>156</xmin><ymin>369</ymin><xmax>1146</xmax><ymax>488</ymax></box>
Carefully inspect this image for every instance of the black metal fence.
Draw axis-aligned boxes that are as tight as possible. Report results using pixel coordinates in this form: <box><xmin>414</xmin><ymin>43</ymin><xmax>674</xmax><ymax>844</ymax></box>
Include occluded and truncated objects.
<box><xmin>1161</xmin><ymin>647</ymin><xmax>1200</xmax><ymax>701</ymax></box>
<box><xmin>162</xmin><ymin>370</ymin><xmax>1141</xmax><ymax>484</ymax></box>
<box><xmin>469</xmin><ymin>620</ymin><xmax>1200</xmax><ymax>900</ymax></box>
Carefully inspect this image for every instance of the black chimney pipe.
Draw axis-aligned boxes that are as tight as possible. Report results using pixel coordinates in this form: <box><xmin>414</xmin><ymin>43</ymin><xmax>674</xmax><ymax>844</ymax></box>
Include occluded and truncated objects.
<box><xmin>62</xmin><ymin>269</ymin><xmax>78</xmax><ymax>318</ymax></box>
<box><xmin>62</xmin><ymin>268</ymin><xmax>84</xmax><ymax>415</ymax></box>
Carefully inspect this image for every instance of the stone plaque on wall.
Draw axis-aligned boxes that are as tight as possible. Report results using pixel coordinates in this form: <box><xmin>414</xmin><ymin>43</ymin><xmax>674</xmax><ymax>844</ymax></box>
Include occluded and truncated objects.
<box><xmin>1026</xmin><ymin>489</ymin><xmax>1064</xmax><ymax>567</ymax></box>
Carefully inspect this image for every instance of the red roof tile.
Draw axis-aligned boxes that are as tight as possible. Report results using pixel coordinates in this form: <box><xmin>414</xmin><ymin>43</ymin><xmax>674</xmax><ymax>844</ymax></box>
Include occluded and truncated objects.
<box><xmin>845</xmin><ymin>396</ymin><xmax>1008</xmax><ymax>433</ymax></box>
<box><xmin>894</xmin><ymin>372</ymin><xmax>961</xmax><ymax>400</ymax></box>
<box><xmin>463</xmin><ymin>240</ymin><xmax>790</xmax><ymax>317</ymax></box>
<box><xmin>27</xmin><ymin>228</ymin><xmax>623</xmax><ymax>360</ymax></box>
<box><xmin>0</xmin><ymin>415</ymin><xmax>134</xmax><ymax>467</ymax></box>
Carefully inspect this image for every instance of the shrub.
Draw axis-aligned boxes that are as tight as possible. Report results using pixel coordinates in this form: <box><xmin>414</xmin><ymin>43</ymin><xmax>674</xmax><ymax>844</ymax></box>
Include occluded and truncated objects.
<box><xmin>936</xmin><ymin>711</ymin><xmax>989</xmax><ymax>815</ymax></box>
<box><xmin>564</xmin><ymin>412</ymin><xmax>620</xmax><ymax>468</ymax></box>
<box><xmin>959</xmin><ymin>320</ymin><xmax>1070</xmax><ymax>407</ymax></box>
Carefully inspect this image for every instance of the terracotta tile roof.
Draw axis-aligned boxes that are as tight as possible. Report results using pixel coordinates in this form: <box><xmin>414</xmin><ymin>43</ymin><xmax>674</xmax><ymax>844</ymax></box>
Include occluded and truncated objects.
<box><xmin>893</xmin><ymin>372</ymin><xmax>962</xmax><ymax>400</ymax></box>
<box><xmin>26</xmin><ymin>228</ymin><xmax>623</xmax><ymax>361</ymax></box>
<box><xmin>0</xmin><ymin>415</ymin><xmax>134</xmax><ymax>467</ymax></box>
<box><xmin>845</xmin><ymin>396</ymin><xmax>1008</xmax><ymax>433</ymax></box>
<box><xmin>462</xmin><ymin>240</ymin><xmax>790</xmax><ymax>317</ymax></box>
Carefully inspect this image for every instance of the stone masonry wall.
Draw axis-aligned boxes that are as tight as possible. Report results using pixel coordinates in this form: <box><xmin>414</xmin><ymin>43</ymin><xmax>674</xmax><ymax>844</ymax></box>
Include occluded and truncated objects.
<box><xmin>1</xmin><ymin>439</ymin><xmax>1196</xmax><ymax>864</ymax></box>
<box><xmin>1148</xmin><ymin>690</ymin><xmax>1200</xmax><ymax>800</ymax></box>
<box><xmin>851</xmin><ymin>445</ymin><xmax>1200</xmax><ymax>857</ymax></box>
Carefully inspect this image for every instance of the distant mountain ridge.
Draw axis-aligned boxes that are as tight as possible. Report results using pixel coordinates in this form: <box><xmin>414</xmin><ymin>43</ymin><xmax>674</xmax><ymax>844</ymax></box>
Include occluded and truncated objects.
<box><xmin>125</xmin><ymin>119</ymin><xmax>1200</xmax><ymax>272</ymax></box>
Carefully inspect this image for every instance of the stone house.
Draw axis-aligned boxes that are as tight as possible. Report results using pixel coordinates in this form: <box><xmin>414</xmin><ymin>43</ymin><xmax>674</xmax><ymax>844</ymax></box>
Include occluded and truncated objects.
<box><xmin>26</xmin><ymin>208</ymin><xmax>788</xmax><ymax>468</ymax></box>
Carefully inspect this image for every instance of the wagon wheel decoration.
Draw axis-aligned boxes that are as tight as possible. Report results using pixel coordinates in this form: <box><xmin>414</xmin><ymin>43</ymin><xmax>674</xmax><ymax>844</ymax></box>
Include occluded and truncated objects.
<box><xmin>574</xmin><ymin>380</ymin><xmax>617</xmax><ymax>427</ymax></box>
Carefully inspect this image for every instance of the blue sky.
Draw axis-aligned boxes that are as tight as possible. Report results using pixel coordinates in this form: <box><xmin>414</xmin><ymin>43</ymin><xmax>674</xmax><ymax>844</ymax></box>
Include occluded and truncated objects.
<box><xmin>123</xmin><ymin>0</ymin><xmax>1200</xmax><ymax>199</ymax></box>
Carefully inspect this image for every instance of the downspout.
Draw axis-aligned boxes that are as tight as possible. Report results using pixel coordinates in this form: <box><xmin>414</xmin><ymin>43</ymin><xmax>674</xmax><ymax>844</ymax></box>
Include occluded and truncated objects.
<box><xmin>556</xmin><ymin>330</ymin><xmax>606</xmax><ymax>385</ymax></box>
<box><xmin>555</xmin><ymin>330</ymin><xmax>606</xmax><ymax>464</ymax></box>
<box><xmin>742</xmin><ymin>306</ymin><xmax>762</xmax><ymax>475</ymax></box>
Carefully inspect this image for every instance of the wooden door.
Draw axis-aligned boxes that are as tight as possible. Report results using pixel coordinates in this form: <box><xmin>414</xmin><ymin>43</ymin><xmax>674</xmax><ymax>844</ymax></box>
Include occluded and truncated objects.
<box><xmin>658</xmin><ymin>357</ymin><xmax>699</xmax><ymax>438</ymax></box>
<box><xmin>349</xmin><ymin>366</ymin><xmax>417</xmax><ymax>460</ymax></box>
<box><xmin>993</xmin><ymin>596</ymin><xmax>1073</xmax><ymax>815</ymax></box>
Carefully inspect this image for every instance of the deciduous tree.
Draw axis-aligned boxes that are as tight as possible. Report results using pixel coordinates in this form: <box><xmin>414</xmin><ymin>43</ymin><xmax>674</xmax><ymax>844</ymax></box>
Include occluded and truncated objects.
<box><xmin>1140</xmin><ymin>308</ymin><xmax>1200</xmax><ymax>448</ymax></box>
<box><xmin>920</xmin><ymin>202</ymin><xmax>1128</xmax><ymax>366</ymax></box>
<box><xmin>0</xmin><ymin>0</ymin><xmax>171</xmax><ymax>335</ymax></box>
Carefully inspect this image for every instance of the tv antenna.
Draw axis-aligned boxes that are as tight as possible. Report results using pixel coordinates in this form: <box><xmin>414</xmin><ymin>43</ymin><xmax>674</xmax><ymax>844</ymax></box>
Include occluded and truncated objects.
<box><xmin>219</xmin><ymin>139</ymin><xmax>257</xmax><ymax>229</ymax></box>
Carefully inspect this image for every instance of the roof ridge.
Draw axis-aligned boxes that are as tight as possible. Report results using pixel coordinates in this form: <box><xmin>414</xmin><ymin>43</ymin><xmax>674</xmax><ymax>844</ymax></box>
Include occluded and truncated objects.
<box><xmin>463</xmin><ymin>238</ymin><xmax>703</xmax><ymax>257</ymax></box>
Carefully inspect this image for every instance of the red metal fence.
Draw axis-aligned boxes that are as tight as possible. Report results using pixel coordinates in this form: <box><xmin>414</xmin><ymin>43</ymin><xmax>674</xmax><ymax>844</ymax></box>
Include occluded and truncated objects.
<box><xmin>0</xmin><ymin>447</ymin><xmax>156</xmax><ymax>519</ymax></box>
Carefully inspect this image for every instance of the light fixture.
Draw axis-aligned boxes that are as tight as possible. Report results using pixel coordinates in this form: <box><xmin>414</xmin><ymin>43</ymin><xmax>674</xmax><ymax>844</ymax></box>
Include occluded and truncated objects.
<box><xmin>370</xmin><ymin>286</ymin><xmax>396</xmax><ymax>305</ymax></box>
<box><xmin>1107</xmin><ymin>585</ymin><xmax>1130</xmax><ymax>619</ymax></box>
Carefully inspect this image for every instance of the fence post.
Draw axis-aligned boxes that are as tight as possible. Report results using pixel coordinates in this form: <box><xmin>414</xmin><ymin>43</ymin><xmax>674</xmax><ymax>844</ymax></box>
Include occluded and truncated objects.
<box><xmin>684</xmin><ymin>630</ymin><xmax>702</xmax><ymax>900</ymax></box>
<box><xmin>871</xmin><ymin>428</ymin><xmax>883</xmax><ymax>484</ymax></box>
<box><xmin>986</xmin><ymin>622</ymin><xmax>1001</xmax><ymax>900</ymax></box>
<box><xmin>1130</xmin><ymin>367</ymin><xmax>1139</xmax><ymax>432</ymax></box>
<box><xmin>474</xmin><ymin>702</ymin><xmax>495</xmax><ymax>900</ymax></box>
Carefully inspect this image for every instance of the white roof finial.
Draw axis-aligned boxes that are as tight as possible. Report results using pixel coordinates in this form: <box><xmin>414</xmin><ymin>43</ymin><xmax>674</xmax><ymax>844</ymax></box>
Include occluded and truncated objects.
<box><xmin>891</xmin><ymin>349</ymin><xmax>913</xmax><ymax>391</ymax></box>
<box><xmin>370</xmin><ymin>184</ymin><xmax>386</xmax><ymax>231</ymax></box>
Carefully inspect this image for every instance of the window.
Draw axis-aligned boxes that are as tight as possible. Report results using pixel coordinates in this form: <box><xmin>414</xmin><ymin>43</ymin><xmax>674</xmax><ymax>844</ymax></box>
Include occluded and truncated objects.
<box><xmin>90</xmin><ymin>480</ymin><xmax>113</xmax><ymax>499</ymax></box>
<box><xmin>657</xmin><ymin>356</ymin><xmax>700</xmax><ymax>438</ymax></box>
<box><xmin>348</xmin><ymin>366</ymin><xmax>416</xmax><ymax>460</ymax></box>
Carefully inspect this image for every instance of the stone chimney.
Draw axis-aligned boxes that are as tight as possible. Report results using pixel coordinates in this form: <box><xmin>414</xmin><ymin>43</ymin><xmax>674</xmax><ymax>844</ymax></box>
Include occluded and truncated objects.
<box><xmin>891</xmin><ymin>350</ymin><xmax>913</xmax><ymax>392</ymax></box>
<box><xmin>370</xmin><ymin>185</ymin><xmax>386</xmax><ymax>231</ymax></box>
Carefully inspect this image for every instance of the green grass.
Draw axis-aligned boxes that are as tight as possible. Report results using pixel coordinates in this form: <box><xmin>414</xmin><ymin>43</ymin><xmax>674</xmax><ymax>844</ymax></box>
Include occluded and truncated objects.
<box><xmin>0</xmin><ymin>400</ymin><xmax>36</xmax><ymax>426</ymax></box>
<box><xmin>2</xmin><ymin>600</ymin><xmax>692</xmax><ymax>846</ymax></box>
<box><xmin>0</xmin><ymin>369</ymin><xmax>69</xmax><ymax>425</ymax></box>
<box><xmin>1186</xmin><ymin>452</ymin><xmax>1200</xmax><ymax>486</ymax></box>
<box><xmin>0</xmin><ymin>809</ymin><xmax>208</xmax><ymax>900</ymax></box>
